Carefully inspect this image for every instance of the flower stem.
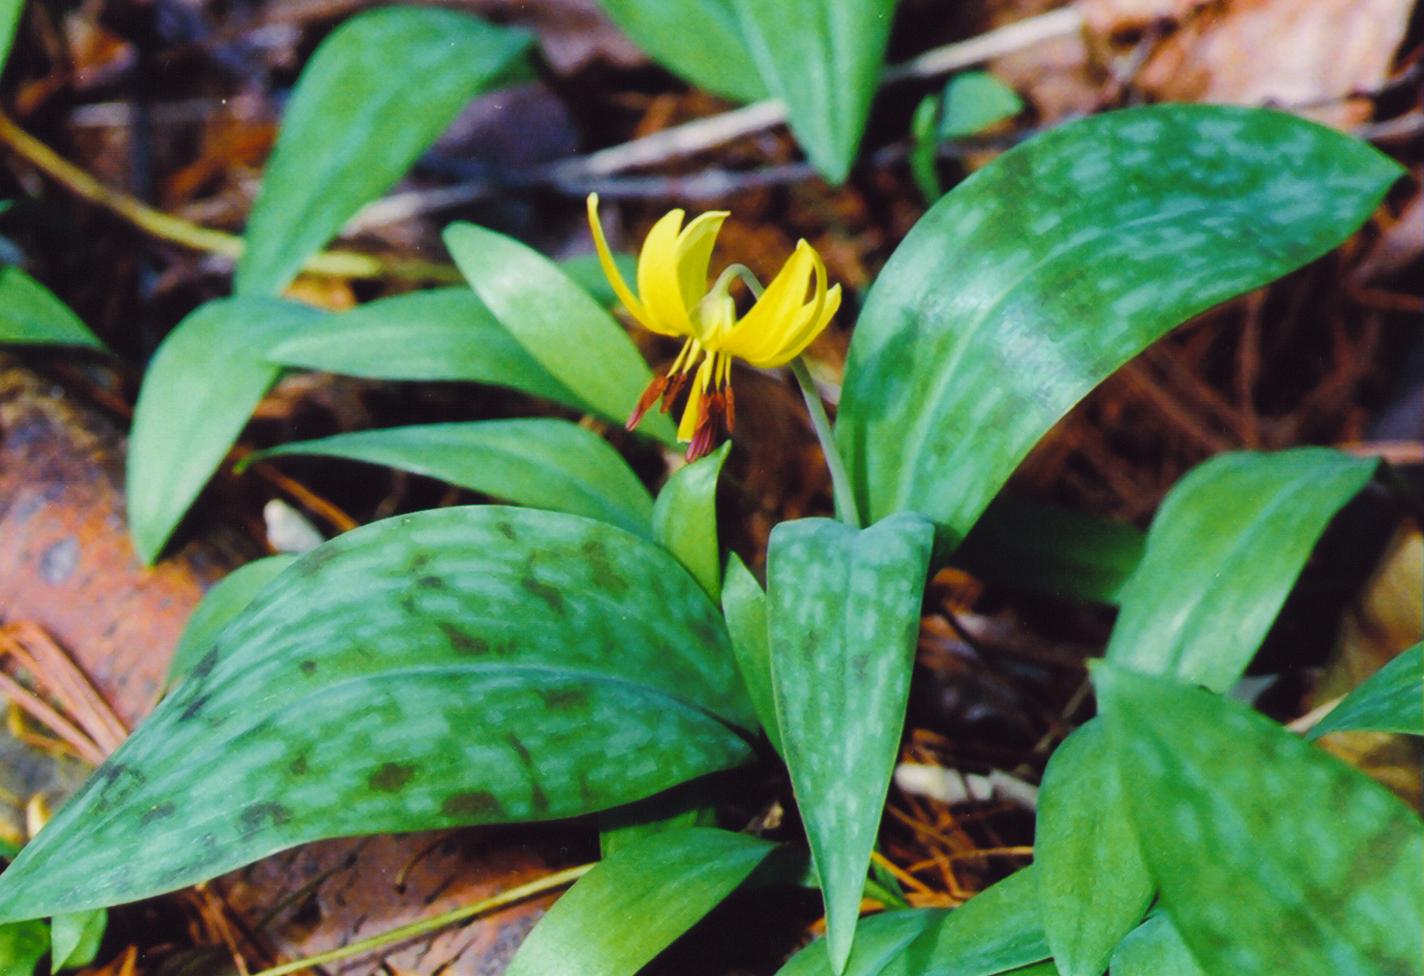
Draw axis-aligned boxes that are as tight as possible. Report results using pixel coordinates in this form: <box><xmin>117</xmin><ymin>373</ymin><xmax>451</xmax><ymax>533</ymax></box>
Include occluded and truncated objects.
<box><xmin>791</xmin><ymin>357</ymin><xmax>862</xmax><ymax>528</ymax></box>
<box><xmin>246</xmin><ymin>862</ymin><xmax>594</xmax><ymax>976</ymax></box>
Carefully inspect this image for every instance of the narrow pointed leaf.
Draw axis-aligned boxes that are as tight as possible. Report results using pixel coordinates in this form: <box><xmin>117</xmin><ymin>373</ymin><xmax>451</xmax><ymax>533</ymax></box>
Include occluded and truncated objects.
<box><xmin>780</xmin><ymin>867</ymin><xmax>1050</xmax><ymax>976</ymax></box>
<box><xmin>721</xmin><ymin>553</ymin><xmax>780</xmax><ymax>754</ymax></box>
<box><xmin>768</xmin><ymin>513</ymin><xmax>935</xmax><ymax>972</ymax></box>
<box><xmin>1308</xmin><ymin>642</ymin><xmax>1422</xmax><ymax>740</ymax></box>
<box><xmin>49</xmin><ymin>909</ymin><xmax>105</xmax><ymax>972</ymax></box>
<box><xmin>838</xmin><ymin>105</ymin><xmax>1402</xmax><ymax>547</ymax></box>
<box><xmin>1111</xmin><ymin>915</ymin><xmax>1208</xmax><ymax>976</ymax></box>
<box><xmin>167</xmin><ymin>555</ymin><xmax>298</xmax><ymax>688</ymax></box>
<box><xmin>251</xmin><ymin>419</ymin><xmax>653</xmax><ymax>538</ymax></box>
<box><xmin>0</xmin><ymin>266</ymin><xmax>105</xmax><ymax>350</ymax></box>
<box><xmin>505</xmin><ymin>828</ymin><xmax>775</xmax><ymax>976</ymax></box>
<box><xmin>597</xmin><ymin>784</ymin><xmax>717</xmax><ymax>858</ymax></box>
<box><xmin>266</xmin><ymin>289</ymin><xmax>585</xmax><ymax>409</ymax></box>
<box><xmin>0</xmin><ymin>0</ymin><xmax>23</xmax><ymax>74</ymax></box>
<box><xmin>0</xmin><ymin>507</ymin><xmax>756</xmax><ymax>921</ymax></box>
<box><xmin>235</xmin><ymin>8</ymin><xmax>530</xmax><ymax>295</ymax></box>
<box><xmin>444</xmin><ymin>222</ymin><xmax>677</xmax><ymax>445</ymax></box>
<box><xmin>1095</xmin><ymin>664</ymin><xmax>1424</xmax><ymax>976</ymax></box>
<box><xmin>127</xmin><ymin>298</ymin><xmax>324</xmax><ymax>563</ymax></box>
<box><xmin>595</xmin><ymin>0</ymin><xmax>766</xmax><ymax>103</ymax></box>
<box><xmin>652</xmin><ymin>442</ymin><xmax>730</xmax><ymax>599</ymax></box>
<box><xmin>775</xmin><ymin>909</ymin><xmax>945</xmax><ymax>976</ymax></box>
<box><xmin>1035</xmin><ymin>719</ymin><xmax>1152</xmax><ymax>976</ymax></box>
<box><xmin>731</xmin><ymin>0</ymin><xmax>896</xmax><ymax>182</ymax></box>
<box><xmin>953</xmin><ymin>494</ymin><xmax>1144</xmax><ymax>604</ymax></box>
<box><xmin>1107</xmin><ymin>448</ymin><xmax>1376</xmax><ymax>692</ymax></box>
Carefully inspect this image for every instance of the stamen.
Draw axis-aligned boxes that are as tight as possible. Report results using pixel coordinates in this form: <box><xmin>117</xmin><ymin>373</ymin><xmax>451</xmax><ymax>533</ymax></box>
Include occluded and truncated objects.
<box><xmin>626</xmin><ymin>375</ymin><xmax>668</xmax><ymax>431</ymax></box>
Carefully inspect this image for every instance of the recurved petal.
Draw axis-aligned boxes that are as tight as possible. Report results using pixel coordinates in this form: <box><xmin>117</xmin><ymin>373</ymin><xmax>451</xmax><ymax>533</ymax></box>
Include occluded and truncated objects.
<box><xmin>720</xmin><ymin>242</ymin><xmax>835</xmax><ymax>366</ymax></box>
<box><xmin>586</xmin><ymin>194</ymin><xmax>649</xmax><ymax>327</ymax></box>
<box><xmin>638</xmin><ymin>210</ymin><xmax>699</xmax><ymax>337</ymax></box>
<box><xmin>674</xmin><ymin>210</ymin><xmax>730</xmax><ymax>311</ymax></box>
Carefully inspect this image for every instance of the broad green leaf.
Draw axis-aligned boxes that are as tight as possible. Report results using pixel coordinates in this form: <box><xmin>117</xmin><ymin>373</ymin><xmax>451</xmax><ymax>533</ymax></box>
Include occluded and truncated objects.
<box><xmin>49</xmin><ymin>909</ymin><xmax>105</xmax><ymax>972</ymax></box>
<box><xmin>444</xmin><ymin>222</ymin><xmax>677</xmax><ymax>445</ymax></box>
<box><xmin>1107</xmin><ymin>448</ymin><xmax>1375</xmax><ymax>692</ymax></box>
<box><xmin>953</xmin><ymin>494</ymin><xmax>1144</xmax><ymax>604</ymax></box>
<box><xmin>652</xmin><ymin>442</ymin><xmax>731</xmax><ymax>599</ymax></box>
<box><xmin>721</xmin><ymin>554</ymin><xmax>780</xmax><ymax>754</ymax></box>
<box><xmin>266</xmin><ymin>289</ymin><xmax>584</xmax><ymax>409</ymax></box>
<box><xmin>597</xmin><ymin>783</ymin><xmax>717</xmax><ymax>858</ymax></box>
<box><xmin>838</xmin><ymin>106</ymin><xmax>1402</xmax><ymax>548</ymax></box>
<box><xmin>775</xmin><ymin>909</ymin><xmax>945</xmax><ymax>976</ymax></box>
<box><xmin>167</xmin><ymin>556</ymin><xmax>299</xmax><ymax>689</ymax></box>
<box><xmin>781</xmin><ymin>868</ymin><xmax>1050</xmax><ymax>976</ymax></box>
<box><xmin>1308</xmin><ymin>642</ymin><xmax>1423</xmax><ymax>740</ymax></box>
<box><xmin>0</xmin><ymin>0</ymin><xmax>21</xmax><ymax>75</ymax></box>
<box><xmin>0</xmin><ymin>920</ymin><xmax>46</xmax><ymax>975</ymax></box>
<box><xmin>1111</xmin><ymin>914</ymin><xmax>1207</xmax><ymax>976</ymax></box>
<box><xmin>0</xmin><ymin>266</ymin><xmax>105</xmax><ymax>350</ymax></box>
<box><xmin>938</xmin><ymin>72</ymin><xmax>1023</xmax><ymax>140</ymax></box>
<box><xmin>595</xmin><ymin>0</ymin><xmax>765</xmax><ymax>103</ymax></box>
<box><xmin>127</xmin><ymin>298</ymin><xmax>324</xmax><ymax>563</ymax></box>
<box><xmin>506</xmin><ymin>827</ymin><xmax>775</xmax><ymax>976</ymax></box>
<box><xmin>730</xmin><ymin>0</ymin><xmax>896</xmax><ymax>182</ymax></box>
<box><xmin>251</xmin><ymin>419</ymin><xmax>654</xmax><ymax>538</ymax></box>
<box><xmin>1095</xmin><ymin>664</ymin><xmax>1424</xmax><ymax>976</ymax></box>
<box><xmin>561</xmin><ymin>251</ymin><xmax>639</xmax><ymax>308</ymax></box>
<box><xmin>0</xmin><ymin>507</ymin><xmax>756</xmax><ymax>920</ymax></box>
<box><xmin>236</xmin><ymin>8</ymin><xmax>530</xmax><ymax>295</ymax></box>
<box><xmin>768</xmin><ymin>513</ymin><xmax>935</xmax><ymax>973</ymax></box>
<box><xmin>1035</xmin><ymin>719</ymin><xmax>1151</xmax><ymax>976</ymax></box>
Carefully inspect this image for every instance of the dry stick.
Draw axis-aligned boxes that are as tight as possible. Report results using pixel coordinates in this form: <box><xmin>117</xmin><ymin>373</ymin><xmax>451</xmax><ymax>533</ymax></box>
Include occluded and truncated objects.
<box><xmin>348</xmin><ymin>7</ymin><xmax>1085</xmax><ymax>230</ymax></box>
<box><xmin>6</xmin><ymin>623</ymin><xmax>128</xmax><ymax>754</ymax></box>
<box><xmin>246</xmin><ymin>862</ymin><xmax>594</xmax><ymax>976</ymax></box>
<box><xmin>0</xmin><ymin>672</ymin><xmax>106</xmax><ymax>766</ymax></box>
<box><xmin>0</xmin><ymin>110</ymin><xmax>461</xmax><ymax>283</ymax></box>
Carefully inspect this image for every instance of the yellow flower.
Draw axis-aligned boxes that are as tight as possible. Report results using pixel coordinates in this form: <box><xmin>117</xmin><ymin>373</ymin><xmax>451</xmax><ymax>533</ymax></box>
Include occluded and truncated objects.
<box><xmin>587</xmin><ymin>193</ymin><xmax>841</xmax><ymax>461</ymax></box>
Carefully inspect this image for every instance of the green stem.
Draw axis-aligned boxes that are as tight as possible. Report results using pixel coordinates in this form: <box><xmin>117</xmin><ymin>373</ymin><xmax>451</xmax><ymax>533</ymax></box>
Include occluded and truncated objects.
<box><xmin>247</xmin><ymin>862</ymin><xmax>594</xmax><ymax>976</ymax></box>
<box><xmin>791</xmin><ymin>357</ymin><xmax>862</xmax><ymax>528</ymax></box>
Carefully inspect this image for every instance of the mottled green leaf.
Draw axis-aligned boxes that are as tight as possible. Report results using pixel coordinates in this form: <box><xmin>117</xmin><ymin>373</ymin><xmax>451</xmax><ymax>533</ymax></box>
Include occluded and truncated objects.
<box><xmin>1111</xmin><ymin>914</ymin><xmax>1207</xmax><ymax>976</ymax></box>
<box><xmin>938</xmin><ymin>72</ymin><xmax>1023</xmax><ymax>139</ymax></box>
<box><xmin>266</xmin><ymin>288</ymin><xmax>584</xmax><ymax>409</ymax></box>
<box><xmin>953</xmin><ymin>494</ymin><xmax>1144</xmax><ymax>604</ymax></box>
<box><xmin>49</xmin><ymin>909</ymin><xmax>105</xmax><ymax>972</ymax></box>
<box><xmin>721</xmin><ymin>554</ymin><xmax>780</xmax><ymax>755</ymax></box>
<box><xmin>0</xmin><ymin>266</ymin><xmax>105</xmax><ymax>350</ymax></box>
<box><xmin>838</xmin><ymin>106</ymin><xmax>1402</xmax><ymax>547</ymax></box>
<box><xmin>768</xmin><ymin>513</ymin><xmax>935</xmax><ymax>972</ymax></box>
<box><xmin>251</xmin><ymin>419</ymin><xmax>653</xmax><ymax>538</ymax></box>
<box><xmin>0</xmin><ymin>920</ymin><xmax>46</xmax><ymax>976</ymax></box>
<box><xmin>506</xmin><ymin>828</ymin><xmax>775</xmax><ymax>976</ymax></box>
<box><xmin>653</xmin><ymin>442</ymin><xmax>730</xmax><ymax>599</ymax></box>
<box><xmin>775</xmin><ymin>909</ymin><xmax>944</xmax><ymax>976</ymax></box>
<box><xmin>1309</xmin><ymin>642</ymin><xmax>1422</xmax><ymax>740</ymax></box>
<box><xmin>127</xmin><ymin>298</ymin><xmax>324</xmax><ymax>563</ymax></box>
<box><xmin>236</xmin><ymin>8</ymin><xmax>530</xmax><ymax>295</ymax></box>
<box><xmin>1036</xmin><ymin>719</ymin><xmax>1151</xmax><ymax>976</ymax></box>
<box><xmin>780</xmin><ymin>867</ymin><xmax>1050</xmax><ymax>976</ymax></box>
<box><xmin>0</xmin><ymin>507</ymin><xmax>756</xmax><ymax>920</ymax></box>
<box><xmin>595</xmin><ymin>0</ymin><xmax>765</xmax><ymax>103</ymax></box>
<box><xmin>1107</xmin><ymin>448</ymin><xmax>1375</xmax><ymax>692</ymax></box>
<box><xmin>167</xmin><ymin>556</ymin><xmax>298</xmax><ymax>688</ymax></box>
<box><xmin>730</xmin><ymin>0</ymin><xmax>896</xmax><ymax>182</ymax></box>
<box><xmin>1096</xmin><ymin>664</ymin><xmax>1424</xmax><ymax>976</ymax></box>
<box><xmin>444</xmin><ymin>222</ymin><xmax>677</xmax><ymax>444</ymax></box>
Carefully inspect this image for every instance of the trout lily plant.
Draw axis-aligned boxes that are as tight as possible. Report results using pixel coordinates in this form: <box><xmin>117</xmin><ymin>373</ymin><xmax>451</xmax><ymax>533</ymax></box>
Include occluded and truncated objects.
<box><xmin>0</xmin><ymin>6</ymin><xmax>1419</xmax><ymax>976</ymax></box>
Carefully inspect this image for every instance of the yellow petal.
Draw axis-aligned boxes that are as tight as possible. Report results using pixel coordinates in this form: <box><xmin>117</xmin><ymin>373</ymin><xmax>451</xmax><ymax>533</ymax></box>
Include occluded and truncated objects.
<box><xmin>673</xmin><ymin>210</ymin><xmax>729</xmax><ymax>312</ymax></box>
<box><xmin>586</xmin><ymin>194</ymin><xmax>649</xmax><ymax>327</ymax></box>
<box><xmin>638</xmin><ymin>210</ymin><xmax>699</xmax><ymax>337</ymax></box>
<box><xmin>718</xmin><ymin>242</ymin><xmax>828</xmax><ymax>365</ymax></box>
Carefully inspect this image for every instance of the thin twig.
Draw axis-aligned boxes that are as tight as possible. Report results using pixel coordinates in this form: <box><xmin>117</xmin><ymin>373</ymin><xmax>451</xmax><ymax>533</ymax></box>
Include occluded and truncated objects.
<box><xmin>246</xmin><ymin>862</ymin><xmax>594</xmax><ymax>976</ymax></box>
<box><xmin>0</xmin><ymin>110</ymin><xmax>461</xmax><ymax>283</ymax></box>
<box><xmin>0</xmin><ymin>673</ymin><xmax>106</xmax><ymax>766</ymax></box>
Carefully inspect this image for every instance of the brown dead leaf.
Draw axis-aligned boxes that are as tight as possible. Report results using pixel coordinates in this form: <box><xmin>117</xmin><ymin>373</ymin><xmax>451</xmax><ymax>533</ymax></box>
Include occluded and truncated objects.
<box><xmin>1133</xmin><ymin>0</ymin><xmax>1414</xmax><ymax>128</ymax></box>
